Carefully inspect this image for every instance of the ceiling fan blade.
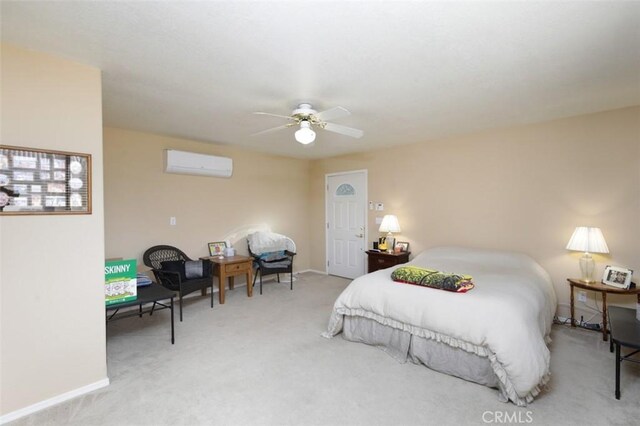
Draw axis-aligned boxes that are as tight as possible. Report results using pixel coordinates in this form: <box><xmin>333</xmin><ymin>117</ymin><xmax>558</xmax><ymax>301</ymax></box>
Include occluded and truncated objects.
<box><xmin>253</xmin><ymin>112</ymin><xmax>296</xmax><ymax>121</ymax></box>
<box><xmin>251</xmin><ymin>123</ymin><xmax>294</xmax><ymax>136</ymax></box>
<box><xmin>314</xmin><ymin>106</ymin><xmax>350</xmax><ymax>122</ymax></box>
<box><xmin>323</xmin><ymin>122</ymin><xmax>364</xmax><ymax>139</ymax></box>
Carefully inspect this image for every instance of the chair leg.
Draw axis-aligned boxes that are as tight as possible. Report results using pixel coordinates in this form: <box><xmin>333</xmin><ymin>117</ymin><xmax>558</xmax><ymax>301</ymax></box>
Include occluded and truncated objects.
<box><xmin>210</xmin><ymin>283</ymin><xmax>214</xmax><ymax>308</ymax></box>
<box><xmin>260</xmin><ymin>271</ymin><xmax>263</xmax><ymax>295</ymax></box>
<box><xmin>179</xmin><ymin>294</ymin><xmax>183</xmax><ymax>322</ymax></box>
<box><xmin>277</xmin><ymin>273</ymin><xmax>280</xmax><ymax>283</ymax></box>
<box><xmin>290</xmin><ymin>271</ymin><xmax>293</xmax><ymax>290</ymax></box>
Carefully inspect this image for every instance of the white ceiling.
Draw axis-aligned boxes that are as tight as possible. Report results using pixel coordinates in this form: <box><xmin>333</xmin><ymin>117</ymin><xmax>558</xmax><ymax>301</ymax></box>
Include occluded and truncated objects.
<box><xmin>2</xmin><ymin>1</ymin><xmax>639</xmax><ymax>159</ymax></box>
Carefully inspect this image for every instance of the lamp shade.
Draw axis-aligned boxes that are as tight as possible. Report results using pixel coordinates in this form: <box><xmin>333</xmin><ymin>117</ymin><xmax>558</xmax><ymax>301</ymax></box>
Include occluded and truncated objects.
<box><xmin>379</xmin><ymin>215</ymin><xmax>401</xmax><ymax>233</ymax></box>
<box><xmin>566</xmin><ymin>227</ymin><xmax>609</xmax><ymax>254</ymax></box>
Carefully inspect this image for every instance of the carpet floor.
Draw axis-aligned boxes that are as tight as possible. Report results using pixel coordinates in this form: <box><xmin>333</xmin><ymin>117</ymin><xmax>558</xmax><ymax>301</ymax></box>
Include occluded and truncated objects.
<box><xmin>10</xmin><ymin>272</ymin><xmax>640</xmax><ymax>426</ymax></box>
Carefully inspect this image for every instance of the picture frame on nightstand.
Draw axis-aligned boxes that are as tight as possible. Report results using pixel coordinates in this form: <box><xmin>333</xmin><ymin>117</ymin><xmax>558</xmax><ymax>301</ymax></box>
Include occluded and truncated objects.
<box><xmin>395</xmin><ymin>241</ymin><xmax>409</xmax><ymax>253</ymax></box>
<box><xmin>602</xmin><ymin>265</ymin><xmax>633</xmax><ymax>289</ymax></box>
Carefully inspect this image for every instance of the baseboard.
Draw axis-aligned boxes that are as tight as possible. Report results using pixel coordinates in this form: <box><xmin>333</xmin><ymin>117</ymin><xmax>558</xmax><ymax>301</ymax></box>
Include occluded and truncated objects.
<box><xmin>0</xmin><ymin>377</ymin><xmax>109</xmax><ymax>424</ymax></box>
<box><xmin>180</xmin><ymin>273</ymin><xmax>298</xmax><ymax>300</ymax></box>
<box><xmin>556</xmin><ymin>301</ymin><xmax>600</xmax><ymax>321</ymax></box>
<box><xmin>153</xmin><ymin>270</ymin><xmax>321</xmax><ymax>303</ymax></box>
<box><xmin>298</xmin><ymin>269</ymin><xmax>327</xmax><ymax>275</ymax></box>
<box><xmin>556</xmin><ymin>302</ymin><xmax>607</xmax><ymax>328</ymax></box>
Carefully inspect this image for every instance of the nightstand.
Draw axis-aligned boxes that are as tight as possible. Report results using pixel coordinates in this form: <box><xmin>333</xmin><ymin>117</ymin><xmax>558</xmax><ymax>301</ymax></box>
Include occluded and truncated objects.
<box><xmin>567</xmin><ymin>278</ymin><xmax>640</xmax><ymax>341</ymax></box>
<box><xmin>366</xmin><ymin>250</ymin><xmax>411</xmax><ymax>273</ymax></box>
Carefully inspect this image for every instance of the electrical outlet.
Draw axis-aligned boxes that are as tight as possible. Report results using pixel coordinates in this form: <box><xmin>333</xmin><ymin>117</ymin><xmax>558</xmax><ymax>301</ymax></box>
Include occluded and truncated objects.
<box><xmin>577</xmin><ymin>291</ymin><xmax>587</xmax><ymax>303</ymax></box>
<box><xmin>375</xmin><ymin>202</ymin><xmax>384</xmax><ymax>211</ymax></box>
<box><xmin>169</xmin><ymin>217</ymin><xmax>176</xmax><ymax>226</ymax></box>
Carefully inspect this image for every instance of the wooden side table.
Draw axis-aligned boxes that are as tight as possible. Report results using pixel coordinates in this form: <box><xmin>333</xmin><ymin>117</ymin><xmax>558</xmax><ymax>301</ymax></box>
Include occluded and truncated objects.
<box><xmin>366</xmin><ymin>250</ymin><xmax>411</xmax><ymax>273</ymax></box>
<box><xmin>567</xmin><ymin>278</ymin><xmax>640</xmax><ymax>341</ymax></box>
<box><xmin>201</xmin><ymin>255</ymin><xmax>253</xmax><ymax>304</ymax></box>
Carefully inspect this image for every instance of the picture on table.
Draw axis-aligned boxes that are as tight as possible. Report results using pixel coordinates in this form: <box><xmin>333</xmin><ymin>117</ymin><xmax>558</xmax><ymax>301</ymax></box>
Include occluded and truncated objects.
<box><xmin>602</xmin><ymin>265</ymin><xmax>633</xmax><ymax>288</ymax></box>
<box><xmin>208</xmin><ymin>241</ymin><xmax>227</xmax><ymax>256</ymax></box>
<box><xmin>394</xmin><ymin>241</ymin><xmax>410</xmax><ymax>253</ymax></box>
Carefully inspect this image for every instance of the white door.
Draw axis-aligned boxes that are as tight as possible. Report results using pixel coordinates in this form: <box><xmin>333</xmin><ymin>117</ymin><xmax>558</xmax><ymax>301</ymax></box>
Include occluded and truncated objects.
<box><xmin>326</xmin><ymin>171</ymin><xmax>367</xmax><ymax>279</ymax></box>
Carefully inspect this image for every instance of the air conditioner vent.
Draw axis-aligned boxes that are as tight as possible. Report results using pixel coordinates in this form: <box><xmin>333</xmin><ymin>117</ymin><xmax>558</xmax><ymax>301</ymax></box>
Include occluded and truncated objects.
<box><xmin>164</xmin><ymin>150</ymin><xmax>232</xmax><ymax>178</ymax></box>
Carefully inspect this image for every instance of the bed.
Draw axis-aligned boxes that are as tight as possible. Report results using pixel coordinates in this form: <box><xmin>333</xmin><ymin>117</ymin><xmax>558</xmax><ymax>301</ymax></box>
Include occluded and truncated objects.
<box><xmin>323</xmin><ymin>246</ymin><xmax>557</xmax><ymax>406</ymax></box>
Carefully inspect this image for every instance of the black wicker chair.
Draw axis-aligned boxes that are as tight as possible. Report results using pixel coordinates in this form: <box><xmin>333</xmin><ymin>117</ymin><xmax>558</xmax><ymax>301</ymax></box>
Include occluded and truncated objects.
<box><xmin>143</xmin><ymin>245</ymin><xmax>213</xmax><ymax>321</ymax></box>
<box><xmin>247</xmin><ymin>234</ymin><xmax>296</xmax><ymax>295</ymax></box>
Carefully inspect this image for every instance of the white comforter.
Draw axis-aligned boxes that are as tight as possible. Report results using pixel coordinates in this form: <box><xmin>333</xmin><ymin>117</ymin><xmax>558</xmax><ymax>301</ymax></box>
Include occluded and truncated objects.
<box><xmin>324</xmin><ymin>246</ymin><xmax>557</xmax><ymax>406</ymax></box>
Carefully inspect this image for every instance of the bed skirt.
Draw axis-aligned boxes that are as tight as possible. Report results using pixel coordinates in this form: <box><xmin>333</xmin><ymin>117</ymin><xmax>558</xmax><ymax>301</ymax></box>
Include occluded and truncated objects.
<box><xmin>343</xmin><ymin>315</ymin><xmax>501</xmax><ymax>392</ymax></box>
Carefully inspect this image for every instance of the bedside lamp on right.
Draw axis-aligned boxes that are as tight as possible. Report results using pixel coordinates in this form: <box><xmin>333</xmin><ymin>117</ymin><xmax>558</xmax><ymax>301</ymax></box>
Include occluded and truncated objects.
<box><xmin>566</xmin><ymin>226</ymin><xmax>609</xmax><ymax>283</ymax></box>
<box><xmin>379</xmin><ymin>214</ymin><xmax>401</xmax><ymax>254</ymax></box>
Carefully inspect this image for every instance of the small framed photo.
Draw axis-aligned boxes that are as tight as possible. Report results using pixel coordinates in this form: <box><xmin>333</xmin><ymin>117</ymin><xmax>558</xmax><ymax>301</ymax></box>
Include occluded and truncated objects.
<box><xmin>208</xmin><ymin>241</ymin><xmax>227</xmax><ymax>256</ymax></box>
<box><xmin>395</xmin><ymin>241</ymin><xmax>410</xmax><ymax>253</ymax></box>
<box><xmin>602</xmin><ymin>265</ymin><xmax>633</xmax><ymax>289</ymax></box>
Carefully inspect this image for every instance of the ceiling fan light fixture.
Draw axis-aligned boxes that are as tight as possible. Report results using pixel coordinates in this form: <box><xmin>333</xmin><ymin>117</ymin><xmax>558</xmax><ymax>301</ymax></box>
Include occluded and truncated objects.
<box><xmin>253</xmin><ymin>103</ymin><xmax>362</xmax><ymax>142</ymax></box>
<box><xmin>295</xmin><ymin>120</ymin><xmax>316</xmax><ymax>144</ymax></box>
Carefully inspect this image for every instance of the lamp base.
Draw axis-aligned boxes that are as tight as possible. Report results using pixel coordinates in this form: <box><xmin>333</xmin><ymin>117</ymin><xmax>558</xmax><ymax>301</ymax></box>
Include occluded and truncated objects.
<box><xmin>579</xmin><ymin>253</ymin><xmax>595</xmax><ymax>282</ymax></box>
<box><xmin>386</xmin><ymin>233</ymin><xmax>395</xmax><ymax>253</ymax></box>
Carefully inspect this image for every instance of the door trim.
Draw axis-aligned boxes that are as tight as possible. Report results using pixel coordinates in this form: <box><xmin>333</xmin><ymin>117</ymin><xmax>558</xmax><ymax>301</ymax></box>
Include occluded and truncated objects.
<box><xmin>324</xmin><ymin>169</ymin><xmax>368</xmax><ymax>275</ymax></box>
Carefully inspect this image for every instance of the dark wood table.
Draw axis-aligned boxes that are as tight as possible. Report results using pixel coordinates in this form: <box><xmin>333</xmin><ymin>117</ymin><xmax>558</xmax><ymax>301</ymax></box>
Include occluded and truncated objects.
<box><xmin>567</xmin><ymin>278</ymin><xmax>640</xmax><ymax>341</ymax></box>
<box><xmin>366</xmin><ymin>250</ymin><xmax>411</xmax><ymax>273</ymax></box>
<box><xmin>106</xmin><ymin>283</ymin><xmax>175</xmax><ymax>344</ymax></box>
<box><xmin>201</xmin><ymin>255</ymin><xmax>253</xmax><ymax>304</ymax></box>
<box><xmin>607</xmin><ymin>306</ymin><xmax>640</xmax><ymax>400</ymax></box>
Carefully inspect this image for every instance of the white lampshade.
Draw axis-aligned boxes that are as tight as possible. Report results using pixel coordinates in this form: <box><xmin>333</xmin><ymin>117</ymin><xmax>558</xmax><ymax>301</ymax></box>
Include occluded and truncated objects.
<box><xmin>379</xmin><ymin>215</ymin><xmax>401</xmax><ymax>233</ymax></box>
<box><xmin>295</xmin><ymin>120</ymin><xmax>316</xmax><ymax>144</ymax></box>
<box><xmin>566</xmin><ymin>226</ymin><xmax>609</xmax><ymax>283</ymax></box>
<box><xmin>566</xmin><ymin>227</ymin><xmax>609</xmax><ymax>254</ymax></box>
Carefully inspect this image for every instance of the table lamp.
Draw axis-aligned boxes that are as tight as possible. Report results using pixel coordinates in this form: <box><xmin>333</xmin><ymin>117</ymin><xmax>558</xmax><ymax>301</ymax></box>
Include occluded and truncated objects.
<box><xmin>566</xmin><ymin>226</ymin><xmax>609</xmax><ymax>283</ymax></box>
<box><xmin>379</xmin><ymin>215</ymin><xmax>401</xmax><ymax>253</ymax></box>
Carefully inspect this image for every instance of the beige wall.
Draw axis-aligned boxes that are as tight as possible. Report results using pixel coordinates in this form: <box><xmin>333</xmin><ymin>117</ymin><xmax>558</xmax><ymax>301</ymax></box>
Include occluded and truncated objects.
<box><xmin>311</xmin><ymin>107</ymin><xmax>640</xmax><ymax>317</ymax></box>
<box><xmin>103</xmin><ymin>128</ymin><xmax>310</xmax><ymax>274</ymax></box>
<box><xmin>0</xmin><ymin>45</ymin><xmax>106</xmax><ymax>415</ymax></box>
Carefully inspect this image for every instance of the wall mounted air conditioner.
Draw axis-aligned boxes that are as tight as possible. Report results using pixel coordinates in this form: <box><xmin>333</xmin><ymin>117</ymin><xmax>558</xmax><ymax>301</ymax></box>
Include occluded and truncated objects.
<box><xmin>164</xmin><ymin>150</ymin><xmax>232</xmax><ymax>178</ymax></box>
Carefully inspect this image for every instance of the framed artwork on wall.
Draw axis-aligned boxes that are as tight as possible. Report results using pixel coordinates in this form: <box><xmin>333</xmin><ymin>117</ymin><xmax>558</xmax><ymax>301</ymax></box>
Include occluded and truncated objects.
<box><xmin>0</xmin><ymin>145</ymin><xmax>91</xmax><ymax>215</ymax></box>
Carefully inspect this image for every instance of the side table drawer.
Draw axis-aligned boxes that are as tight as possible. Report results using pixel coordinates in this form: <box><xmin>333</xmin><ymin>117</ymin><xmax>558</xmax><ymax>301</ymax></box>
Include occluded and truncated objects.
<box><xmin>375</xmin><ymin>257</ymin><xmax>396</xmax><ymax>268</ymax></box>
<box><xmin>225</xmin><ymin>262</ymin><xmax>250</xmax><ymax>274</ymax></box>
<box><xmin>366</xmin><ymin>251</ymin><xmax>411</xmax><ymax>273</ymax></box>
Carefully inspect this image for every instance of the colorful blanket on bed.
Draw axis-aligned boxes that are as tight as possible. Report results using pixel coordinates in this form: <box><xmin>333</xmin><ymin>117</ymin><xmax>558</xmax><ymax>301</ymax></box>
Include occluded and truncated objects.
<box><xmin>391</xmin><ymin>266</ymin><xmax>474</xmax><ymax>293</ymax></box>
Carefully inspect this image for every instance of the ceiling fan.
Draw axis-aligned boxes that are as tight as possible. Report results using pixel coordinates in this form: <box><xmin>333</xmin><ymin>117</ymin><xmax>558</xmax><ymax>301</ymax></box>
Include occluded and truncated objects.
<box><xmin>252</xmin><ymin>103</ymin><xmax>364</xmax><ymax>144</ymax></box>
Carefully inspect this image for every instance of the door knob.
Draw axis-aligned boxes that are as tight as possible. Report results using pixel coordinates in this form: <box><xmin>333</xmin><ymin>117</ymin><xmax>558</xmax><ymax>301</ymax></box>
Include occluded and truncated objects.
<box><xmin>355</xmin><ymin>233</ymin><xmax>364</xmax><ymax>238</ymax></box>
